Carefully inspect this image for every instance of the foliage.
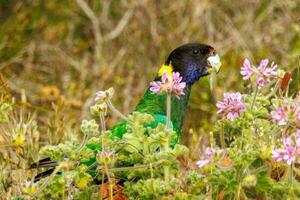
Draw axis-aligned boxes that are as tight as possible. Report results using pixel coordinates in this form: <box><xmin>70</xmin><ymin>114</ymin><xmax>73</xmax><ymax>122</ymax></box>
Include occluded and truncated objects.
<box><xmin>4</xmin><ymin>57</ymin><xmax>297</xmax><ymax>199</ymax></box>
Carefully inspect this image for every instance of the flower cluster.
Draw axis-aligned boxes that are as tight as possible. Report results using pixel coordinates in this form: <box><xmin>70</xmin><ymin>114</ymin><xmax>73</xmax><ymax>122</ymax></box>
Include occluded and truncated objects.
<box><xmin>196</xmin><ymin>147</ymin><xmax>223</xmax><ymax>168</ymax></box>
<box><xmin>95</xmin><ymin>87</ymin><xmax>114</xmax><ymax>102</ymax></box>
<box><xmin>80</xmin><ymin>119</ymin><xmax>99</xmax><ymax>135</ymax></box>
<box><xmin>241</xmin><ymin>58</ymin><xmax>278</xmax><ymax>87</ymax></box>
<box><xmin>216</xmin><ymin>92</ymin><xmax>246</xmax><ymax>120</ymax></box>
<box><xmin>92</xmin><ymin>88</ymin><xmax>115</xmax><ymax>116</ymax></box>
<box><xmin>150</xmin><ymin>70</ymin><xmax>186</xmax><ymax>99</ymax></box>
<box><xmin>90</xmin><ymin>103</ymin><xmax>107</xmax><ymax>116</ymax></box>
<box><xmin>270</xmin><ymin>97</ymin><xmax>300</xmax><ymax>126</ymax></box>
<box><xmin>272</xmin><ymin>130</ymin><xmax>300</xmax><ymax>165</ymax></box>
<box><xmin>97</xmin><ymin>150</ymin><xmax>116</xmax><ymax>165</ymax></box>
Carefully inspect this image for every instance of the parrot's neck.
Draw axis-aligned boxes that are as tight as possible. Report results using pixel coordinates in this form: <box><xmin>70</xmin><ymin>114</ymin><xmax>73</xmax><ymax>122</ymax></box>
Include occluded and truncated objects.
<box><xmin>134</xmin><ymin>85</ymin><xmax>192</xmax><ymax>134</ymax></box>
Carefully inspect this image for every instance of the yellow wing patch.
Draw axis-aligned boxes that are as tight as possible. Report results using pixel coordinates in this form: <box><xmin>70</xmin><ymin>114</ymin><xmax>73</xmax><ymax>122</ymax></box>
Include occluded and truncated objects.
<box><xmin>158</xmin><ymin>64</ymin><xmax>173</xmax><ymax>77</ymax></box>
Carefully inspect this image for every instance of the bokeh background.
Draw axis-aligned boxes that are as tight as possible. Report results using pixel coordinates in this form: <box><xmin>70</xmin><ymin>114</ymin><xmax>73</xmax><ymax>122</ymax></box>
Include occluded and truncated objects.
<box><xmin>0</xmin><ymin>0</ymin><xmax>299</xmax><ymax>196</ymax></box>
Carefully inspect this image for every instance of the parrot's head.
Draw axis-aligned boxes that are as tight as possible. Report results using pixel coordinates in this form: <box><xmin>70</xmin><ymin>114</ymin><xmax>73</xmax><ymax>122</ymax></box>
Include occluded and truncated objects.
<box><xmin>163</xmin><ymin>43</ymin><xmax>221</xmax><ymax>85</ymax></box>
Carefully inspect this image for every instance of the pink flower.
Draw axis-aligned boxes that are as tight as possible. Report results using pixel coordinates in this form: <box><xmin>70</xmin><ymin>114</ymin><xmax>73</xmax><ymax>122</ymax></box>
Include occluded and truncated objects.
<box><xmin>240</xmin><ymin>58</ymin><xmax>278</xmax><ymax>87</ymax></box>
<box><xmin>256</xmin><ymin>77</ymin><xmax>265</xmax><ymax>87</ymax></box>
<box><xmin>269</xmin><ymin>63</ymin><xmax>278</xmax><ymax>76</ymax></box>
<box><xmin>149</xmin><ymin>81</ymin><xmax>161</xmax><ymax>93</ymax></box>
<box><xmin>150</xmin><ymin>70</ymin><xmax>186</xmax><ymax>99</ymax></box>
<box><xmin>196</xmin><ymin>159</ymin><xmax>210</xmax><ymax>168</ymax></box>
<box><xmin>95</xmin><ymin>91</ymin><xmax>106</xmax><ymax>102</ymax></box>
<box><xmin>272</xmin><ymin>148</ymin><xmax>287</xmax><ymax>162</ymax></box>
<box><xmin>216</xmin><ymin>92</ymin><xmax>246</xmax><ymax>120</ymax></box>
<box><xmin>95</xmin><ymin>88</ymin><xmax>114</xmax><ymax>102</ymax></box>
<box><xmin>284</xmin><ymin>146</ymin><xmax>296</xmax><ymax>165</ymax></box>
<box><xmin>196</xmin><ymin>147</ymin><xmax>223</xmax><ymax>169</ymax></box>
<box><xmin>240</xmin><ymin>59</ymin><xmax>254</xmax><ymax>80</ymax></box>
<box><xmin>271</xmin><ymin>108</ymin><xmax>288</xmax><ymax>126</ymax></box>
<box><xmin>272</xmin><ymin>132</ymin><xmax>300</xmax><ymax>165</ymax></box>
<box><xmin>273</xmin><ymin>147</ymin><xmax>296</xmax><ymax>165</ymax></box>
<box><xmin>271</xmin><ymin>98</ymin><xmax>300</xmax><ymax>126</ymax></box>
<box><xmin>172</xmin><ymin>72</ymin><xmax>186</xmax><ymax>97</ymax></box>
<box><xmin>257</xmin><ymin>59</ymin><xmax>269</xmax><ymax>75</ymax></box>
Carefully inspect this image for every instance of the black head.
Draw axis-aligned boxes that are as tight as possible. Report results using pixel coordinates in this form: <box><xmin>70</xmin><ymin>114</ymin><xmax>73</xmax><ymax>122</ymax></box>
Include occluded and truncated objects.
<box><xmin>165</xmin><ymin>43</ymin><xmax>217</xmax><ymax>85</ymax></box>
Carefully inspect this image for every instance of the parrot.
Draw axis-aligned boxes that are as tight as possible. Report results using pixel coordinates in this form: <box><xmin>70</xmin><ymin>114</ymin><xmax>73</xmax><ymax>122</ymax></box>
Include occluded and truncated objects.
<box><xmin>31</xmin><ymin>43</ymin><xmax>221</xmax><ymax>181</ymax></box>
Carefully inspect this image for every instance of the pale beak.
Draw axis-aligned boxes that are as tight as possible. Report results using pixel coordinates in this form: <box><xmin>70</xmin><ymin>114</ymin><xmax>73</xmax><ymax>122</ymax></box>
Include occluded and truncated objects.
<box><xmin>207</xmin><ymin>54</ymin><xmax>222</xmax><ymax>73</ymax></box>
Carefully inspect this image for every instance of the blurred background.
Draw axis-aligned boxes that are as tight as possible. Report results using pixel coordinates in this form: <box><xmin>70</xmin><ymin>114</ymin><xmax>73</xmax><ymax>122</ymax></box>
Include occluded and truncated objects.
<box><xmin>0</xmin><ymin>0</ymin><xmax>300</xmax><ymax>188</ymax></box>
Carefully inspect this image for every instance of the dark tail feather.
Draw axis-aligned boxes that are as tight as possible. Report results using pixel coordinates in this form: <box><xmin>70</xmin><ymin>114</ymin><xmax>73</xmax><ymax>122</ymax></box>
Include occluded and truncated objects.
<box><xmin>34</xmin><ymin>168</ymin><xmax>62</xmax><ymax>182</ymax></box>
<box><xmin>30</xmin><ymin>157</ymin><xmax>58</xmax><ymax>169</ymax></box>
<box><xmin>31</xmin><ymin>157</ymin><xmax>60</xmax><ymax>182</ymax></box>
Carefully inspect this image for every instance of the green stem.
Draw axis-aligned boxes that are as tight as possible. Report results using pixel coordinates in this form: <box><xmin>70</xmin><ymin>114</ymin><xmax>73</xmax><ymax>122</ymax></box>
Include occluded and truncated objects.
<box><xmin>266</xmin><ymin>79</ymin><xmax>280</xmax><ymax>99</ymax></box>
<box><xmin>76</xmin><ymin>133</ymin><xmax>88</xmax><ymax>153</ymax></box>
<box><xmin>290</xmin><ymin>163</ymin><xmax>294</xmax><ymax>186</ymax></box>
<box><xmin>250</xmin><ymin>84</ymin><xmax>259</xmax><ymax>112</ymax></box>
<box><xmin>150</xmin><ymin>163</ymin><xmax>154</xmax><ymax>178</ymax></box>
<box><xmin>143</xmin><ymin>138</ymin><xmax>148</xmax><ymax>156</ymax></box>
<box><xmin>105</xmin><ymin>99</ymin><xmax>127</xmax><ymax>121</ymax></box>
<box><xmin>66</xmin><ymin>172</ymin><xmax>73</xmax><ymax>200</ymax></box>
<box><xmin>220</xmin><ymin>122</ymin><xmax>225</xmax><ymax>148</ymax></box>
<box><xmin>104</xmin><ymin>162</ymin><xmax>114</xmax><ymax>200</ymax></box>
<box><xmin>99</xmin><ymin>114</ymin><xmax>106</xmax><ymax>150</ymax></box>
<box><xmin>163</xmin><ymin>139</ymin><xmax>170</xmax><ymax>183</ymax></box>
<box><xmin>236</xmin><ymin>183</ymin><xmax>242</xmax><ymax>200</ymax></box>
<box><xmin>164</xmin><ymin>92</ymin><xmax>171</xmax><ymax>182</ymax></box>
<box><xmin>99</xmin><ymin>160</ymin><xmax>165</xmax><ymax>172</ymax></box>
<box><xmin>209</xmin><ymin>131</ymin><xmax>214</xmax><ymax>149</ymax></box>
<box><xmin>99</xmin><ymin>114</ymin><xmax>106</xmax><ymax>132</ymax></box>
<box><xmin>166</xmin><ymin>92</ymin><xmax>171</xmax><ymax>130</ymax></box>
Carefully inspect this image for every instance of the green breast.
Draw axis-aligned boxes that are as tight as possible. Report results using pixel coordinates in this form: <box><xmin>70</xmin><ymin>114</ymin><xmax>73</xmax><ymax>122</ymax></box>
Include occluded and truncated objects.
<box><xmin>109</xmin><ymin>85</ymin><xmax>191</xmax><ymax>140</ymax></box>
<box><xmin>83</xmin><ymin>86</ymin><xmax>192</xmax><ymax>170</ymax></box>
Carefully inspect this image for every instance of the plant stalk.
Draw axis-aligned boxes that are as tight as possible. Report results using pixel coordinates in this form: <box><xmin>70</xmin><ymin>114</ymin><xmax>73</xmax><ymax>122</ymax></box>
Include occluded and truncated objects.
<box><xmin>164</xmin><ymin>92</ymin><xmax>171</xmax><ymax>183</ymax></box>
<box><xmin>143</xmin><ymin>138</ymin><xmax>149</xmax><ymax>155</ymax></box>
<box><xmin>250</xmin><ymin>84</ymin><xmax>259</xmax><ymax>112</ymax></box>
<box><xmin>99</xmin><ymin>114</ymin><xmax>106</xmax><ymax>150</ymax></box>
<box><xmin>166</xmin><ymin>93</ymin><xmax>171</xmax><ymax>130</ymax></box>
<box><xmin>266</xmin><ymin>79</ymin><xmax>280</xmax><ymax>99</ymax></box>
<box><xmin>76</xmin><ymin>133</ymin><xmax>88</xmax><ymax>153</ymax></box>
<box><xmin>104</xmin><ymin>162</ymin><xmax>114</xmax><ymax>200</ymax></box>
<box><xmin>105</xmin><ymin>99</ymin><xmax>127</xmax><ymax>121</ymax></box>
<box><xmin>163</xmin><ymin>138</ymin><xmax>170</xmax><ymax>183</ymax></box>
<box><xmin>290</xmin><ymin>163</ymin><xmax>294</xmax><ymax>185</ymax></box>
<box><xmin>220</xmin><ymin>122</ymin><xmax>225</xmax><ymax>148</ymax></box>
<box><xmin>99</xmin><ymin>114</ymin><xmax>106</xmax><ymax>132</ymax></box>
<box><xmin>99</xmin><ymin>160</ymin><xmax>166</xmax><ymax>172</ymax></box>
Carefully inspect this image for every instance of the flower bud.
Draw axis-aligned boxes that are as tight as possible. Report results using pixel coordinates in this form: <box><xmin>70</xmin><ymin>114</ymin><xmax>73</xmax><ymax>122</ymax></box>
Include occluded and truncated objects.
<box><xmin>75</xmin><ymin>173</ymin><xmax>92</xmax><ymax>190</ymax></box>
<box><xmin>22</xmin><ymin>182</ymin><xmax>37</xmax><ymax>195</ymax></box>
<box><xmin>242</xmin><ymin>175</ymin><xmax>257</xmax><ymax>187</ymax></box>
<box><xmin>13</xmin><ymin>133</ymin><xmax>25</xmax><ymax>146</ymax></box>
<box><xmin>260</xmin><ymin>146</ymin><xmax>272</xmax><ymax>160</ymax></box>
<box><xmin>60</xmin><ymin>161</ymin><xmax>70</xmax><ymax>171</ymax></box>
<box><xmin>96</xmin><ymin>150</ymin><xmax>116</xmax><ymax>165</ymax></box>
<box><xmin>90</xmin><ymin>103</ymin><xmax>107</xmax><ymax>116</ymax></box>
<box><xmin>58</xmin><ymin>177</ymin><xmax>65</xmax><ymax>184</ymax></box>
<box><xmin>80</xmin><ymin>119</ymin><xmax>99</xmax><ymax>135</ymax></box>
<box><xmin>277</xmin><ymin>69</ymin><xmax>285</xmax><ymax>79</ymax></box>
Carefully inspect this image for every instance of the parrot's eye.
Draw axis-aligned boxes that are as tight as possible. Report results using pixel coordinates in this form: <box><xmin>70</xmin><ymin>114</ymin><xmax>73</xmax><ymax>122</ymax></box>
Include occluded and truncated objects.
<box><xmin>193</xmin><ymin>49</ymin><xmax>199</xmax><ymax>55</ymax></box>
